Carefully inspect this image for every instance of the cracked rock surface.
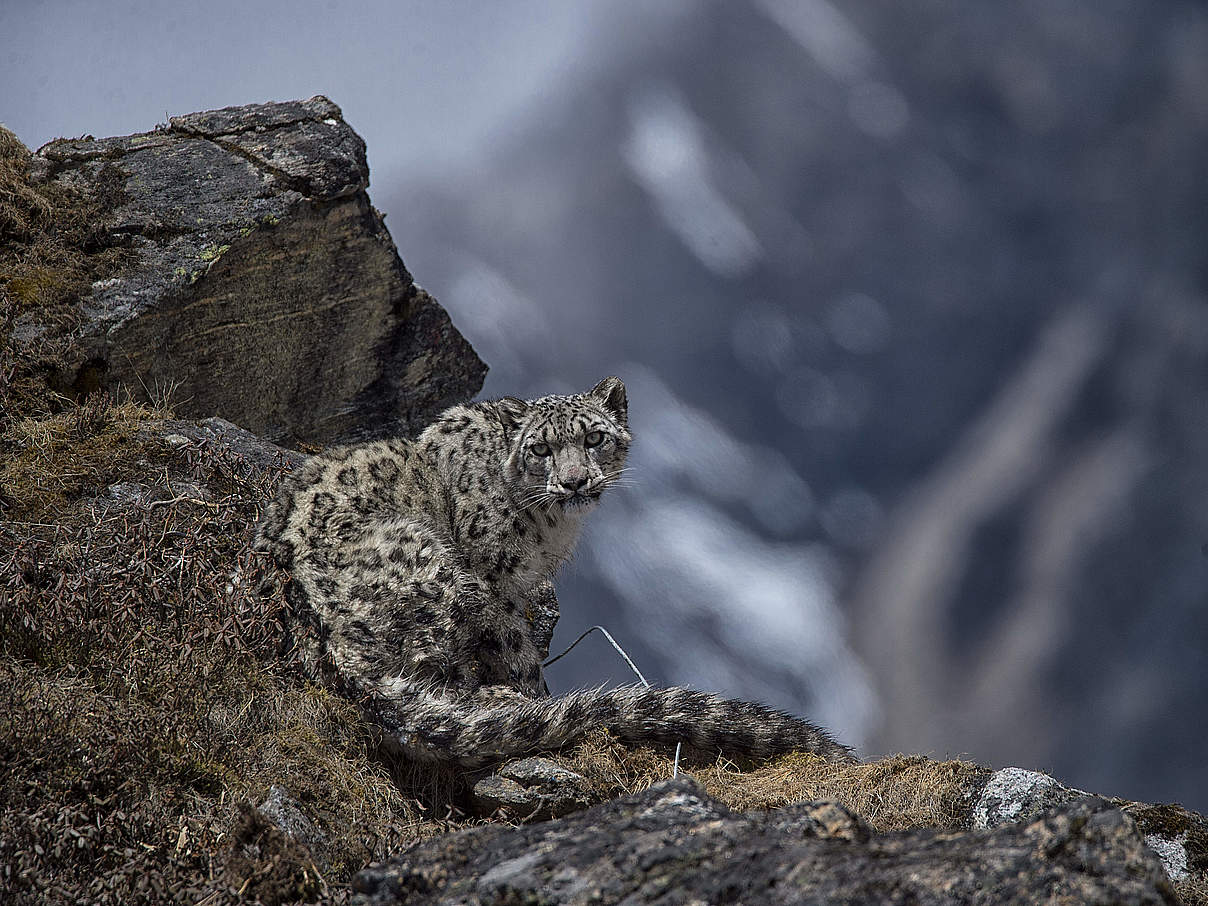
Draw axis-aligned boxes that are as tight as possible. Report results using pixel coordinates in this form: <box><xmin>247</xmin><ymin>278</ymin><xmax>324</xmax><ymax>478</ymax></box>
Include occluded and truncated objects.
<box><xmin>969</xmin><ymin>766</ymin><xmax>1208</xmax><ymax>889</ymax></box>
<box><xmin>354</xmin><ymin>779</ymin><xmax>1178</xmax><ymax>905</ymax></box>
<box><xmin>472</xmin><ymin>757</ymin><xmax>593</xmax><ymax>820</ymax></box>
<box><xmin>21</xmin><ymin>96</ymin><xmax>485</xmax><ymax>446</ymax></box>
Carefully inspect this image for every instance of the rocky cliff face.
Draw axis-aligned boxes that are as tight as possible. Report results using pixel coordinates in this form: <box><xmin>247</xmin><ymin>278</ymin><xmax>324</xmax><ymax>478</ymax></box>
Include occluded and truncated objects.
<box><xmin>11</xmin><ymin>96</ymin><xmax>484</xmax><ymax>445</ymax></box>
<box><xmin>1</xmin><ymin>100</ymin><xmax>1204</xmax><ymax>905</ymax></box>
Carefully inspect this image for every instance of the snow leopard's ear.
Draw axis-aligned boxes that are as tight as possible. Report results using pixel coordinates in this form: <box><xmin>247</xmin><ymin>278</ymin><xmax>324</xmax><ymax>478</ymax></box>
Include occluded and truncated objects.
<box><xmin>590</xmin><ymin>376</ymin><xmax>628</xmax><ymax>426</ymax></box>
<box><xmin>497</xmin><ymin>397</ymin><xmax>529</xmax><ymax>432</ymax></box>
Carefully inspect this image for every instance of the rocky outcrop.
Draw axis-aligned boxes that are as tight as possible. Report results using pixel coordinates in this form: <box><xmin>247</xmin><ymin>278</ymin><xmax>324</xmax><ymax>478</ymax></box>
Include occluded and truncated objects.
<box><xmin>434</xmin><ymin>754</ymin><xmax>1208</xmax><ymax>902</ymax></box>
<box><xmin>4</xmin><ymin>97</ymin><xmax>1206</xmax><ymax>906</ymax></box>
<box><xmin>353</xmin><ymin>779</ymin><xmax>1178</xmax><ymax>905</ymax></box>
<box><xmin>970</xmin><ymin>766</ymin><xmax>1208</xmax><ymax>893</ymax></box>
<box><xmin>14</xmin><ymin>97</ymin><xmax>484</xmax><ymax>446</ymax></box>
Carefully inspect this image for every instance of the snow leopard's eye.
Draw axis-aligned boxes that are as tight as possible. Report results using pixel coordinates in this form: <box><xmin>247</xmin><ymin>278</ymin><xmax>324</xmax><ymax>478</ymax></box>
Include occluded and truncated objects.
<box><xmin>584</xmin><ymin>430</ymin><xmax>605</xmax><ymax>448</ymax></box>
<box><xmin>531</xmin><ymin>442</ymin><xmax>552</xmax><ymax>457</ymax></box>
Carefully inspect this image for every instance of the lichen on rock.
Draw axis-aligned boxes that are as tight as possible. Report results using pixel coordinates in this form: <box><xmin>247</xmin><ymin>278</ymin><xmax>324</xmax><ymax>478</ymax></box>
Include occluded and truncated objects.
<box><xmin>353</xmin><ymin>779</ymin><xmax>1179</xmax><ymax>906</ymax></box>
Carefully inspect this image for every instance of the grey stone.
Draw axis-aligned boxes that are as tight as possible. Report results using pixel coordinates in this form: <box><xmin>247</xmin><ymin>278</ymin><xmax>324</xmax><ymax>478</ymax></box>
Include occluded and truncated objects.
<box><xmin>766</xmin><ymin>799</ymin><xmax>871</xmax><ymax>843</ymax></box>
<box><xmin>354</xmin><ymin>779</ymin><xmax>1177</xmax><ymax>905</ymax></box>
<box><xmin>1145</xmin><ymin>833</ymin><xmax>1190</xmax><ymax>884</ymax></box>
<box><xmin>103</xmin><ymin>480</ymin><xmax>160</xmax><ymax>507</ymax></box>
<box><xmin>257</xmin><ymin>784</ymin><xmax>326</xmax><ymax>850</ymax></box>
<box><xmin>968</xmin><ymin>766</ymin><xmax>1208</xmax><ymax>889</ymax></box>
<box><xmin>22</xmin><ymin>97</ymin><xmax>485</xmax><ymax>446</ymax></box>
<box><xmin>70</xmin><ymin>417</ymin><xmax>300</xmax><ymax>524</ymax></box>
<box><xmin>972</xmin><ymin>766</ymin><xmax>1085</xmax><ymax>829</ymax></box>
<box><xmin>472</xmin><ymin>757</ymin><xmax>593</xmax><ymax>820</ymax></box>
<box><xmin>527</xmin><ymin>580</ymin><xmax>560</xmax><ymax>662</ymax></box>
<box><xmin>145</xmin><ymin>416</ymin><xmax>306</xmax><ymax>472</ymax></box>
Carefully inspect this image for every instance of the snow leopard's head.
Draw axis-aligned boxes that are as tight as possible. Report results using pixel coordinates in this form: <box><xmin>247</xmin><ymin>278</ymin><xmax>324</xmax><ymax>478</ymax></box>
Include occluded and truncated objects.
<box><xmin>501</xmin><ymin>376</ymin><xmax>631</xmax><ymax>513</ymax></box>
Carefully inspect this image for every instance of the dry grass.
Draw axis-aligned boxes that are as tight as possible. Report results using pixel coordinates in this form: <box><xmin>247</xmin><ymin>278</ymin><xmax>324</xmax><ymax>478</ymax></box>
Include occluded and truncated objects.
<box><xmin>0</xmin><ymin>395</ymin><xmax>450</xmax><ymax>905</ymax></box>
<box><xmin>0</xmin><ymin>123</ymin><xmax>135</xmax><ymax>425</ymax></box>
<box><xmin>0</xmin><ymin>392</ymin><xmax>169</xmax><ymax>519</ymax></box>
<box><xmin>551</xmin><ymin>731</ymin><xmax>988</xmax><ymax>833</ymax></box>
<box><xmin>1177</xmin><ymin>878</ymin><xmax>1208</xmax><ymax>906</ymax></box>
<box><xmin>703</xmin><ymin>752</ymin><xmax>988</xmax><ymax>831</ymax></box>
<box><xmin>0</xmin><ymin>125</ymin><xmax>54</xmax><ymax>246</ymax></box>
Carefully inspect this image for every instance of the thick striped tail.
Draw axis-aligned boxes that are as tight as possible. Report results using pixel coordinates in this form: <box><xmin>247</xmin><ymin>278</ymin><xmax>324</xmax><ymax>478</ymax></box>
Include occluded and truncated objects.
<box><xmin>369</xmin><ymin>682</ymin><xmax>855</xmax><ymax>769</ymax></box>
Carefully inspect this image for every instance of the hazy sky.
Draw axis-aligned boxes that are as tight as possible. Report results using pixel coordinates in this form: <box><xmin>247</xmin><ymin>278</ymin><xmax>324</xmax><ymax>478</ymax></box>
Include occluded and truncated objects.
<box><xmin>1</xmin><ymin>0</ymin><xmax>673</xmax><ymax>186</ymax></box>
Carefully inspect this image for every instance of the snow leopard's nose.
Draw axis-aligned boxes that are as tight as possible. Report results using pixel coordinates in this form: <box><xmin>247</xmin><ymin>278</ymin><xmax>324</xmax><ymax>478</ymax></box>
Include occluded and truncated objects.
<box><xmin>558</xmin><ymin>466</ymin><xmax>588</xmax><ymax>491</ymax></box>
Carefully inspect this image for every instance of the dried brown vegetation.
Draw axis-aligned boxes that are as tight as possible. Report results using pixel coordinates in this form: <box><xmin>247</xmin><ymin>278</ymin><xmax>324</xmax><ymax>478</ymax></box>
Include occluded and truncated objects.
<box><xmin>549</xmin><ymin>730</ymin><xmax>988</xmax><ymax>833</ymax></box>
<box><xmin>0</xmin><ymin>396</ymin><xmax>453</xmax><ymax>905</ymax></box>
<box><xmin>0</xmin><ymin>125</ymin><xmax>136</xmax><ymax>420</ymax></box>
<box><xmin>1</xmin><ymin>395</ymin><xmax>165</xmax><ymax>519</ymax></box>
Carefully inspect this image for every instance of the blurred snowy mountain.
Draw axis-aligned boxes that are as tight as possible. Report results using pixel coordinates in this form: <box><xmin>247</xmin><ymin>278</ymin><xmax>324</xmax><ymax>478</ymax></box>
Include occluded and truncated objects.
<box><xmin>386</xmin><ymin>0</ymin><xmax>1208</xmax><ymax>809</ymax></box>
<box><xmin>5</xmin><ymin>0</ymin><xmax>1202</xmax><ymax>812</ymax></box>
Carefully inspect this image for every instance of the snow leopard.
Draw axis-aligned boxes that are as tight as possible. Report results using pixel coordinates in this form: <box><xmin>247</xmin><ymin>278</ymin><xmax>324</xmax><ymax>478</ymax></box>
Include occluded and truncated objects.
<box><xmin>256</xmin><ymin>376</ymin><xmax>855</xmax><ymax>768</ymax></box>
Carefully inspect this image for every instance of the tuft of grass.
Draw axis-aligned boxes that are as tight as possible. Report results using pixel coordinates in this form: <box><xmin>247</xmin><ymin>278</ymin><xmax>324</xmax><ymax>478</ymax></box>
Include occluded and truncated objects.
<box><xmin>0</xmin><ymin>125</ymin><xmax>54</xmax><ymax>243</ymax></box>
<box><xmin>0</xmin><ymin>124</ymin><xmax>135</xmax><ymax>426</ymax></box>
<box><xmin>549</xmin><ymin>731</ymin><xmax>989</xmax><ymax>833</ymax></box>
<box><xmin>0</xmin><ymin>391</ymin><xmax>169</xmax><ymax>520</ymax></box>
<box><xmin>1176</xmin><ymin>878</ymin><xmax>1208</xmax><ymax>906</ymax></box>
<box><xmin>700</xmin><ymin>751</ymin><xmax>989</xmax><ymax>831</ymax></box>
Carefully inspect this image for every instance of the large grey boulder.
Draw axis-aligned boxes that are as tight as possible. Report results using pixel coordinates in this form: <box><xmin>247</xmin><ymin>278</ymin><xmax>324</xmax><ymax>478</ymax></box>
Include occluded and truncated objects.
<box><xmin>969</xmin><ymin>766</ymin><xmax>1208</xmax><ymax>891</ymax></box>
<box><xmin>17</xmin><ymin>96</ymin><xmax>484</xmax><ymax>446</ymax></box>
<box><xmin>352</xmin><ymin>779</ymin><xmax>1177</xmax><ymax>905</ymax></box>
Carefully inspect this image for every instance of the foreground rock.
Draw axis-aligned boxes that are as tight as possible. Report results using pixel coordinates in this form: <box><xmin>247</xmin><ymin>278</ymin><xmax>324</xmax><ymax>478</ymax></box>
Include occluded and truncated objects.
<box><xmin>970</xmin><ymin>766</ymin><xmax>1207</xmax><ymax>893</ymax></box>
<box><xmin>353</xmin><ymin>779</ymin><xmax>1177</xmax><ymax>905</ymax></box>
<box><xmin>16</xmin><ymin>96</ymin><xmax>485</xmax><ymax>445</ymax></box>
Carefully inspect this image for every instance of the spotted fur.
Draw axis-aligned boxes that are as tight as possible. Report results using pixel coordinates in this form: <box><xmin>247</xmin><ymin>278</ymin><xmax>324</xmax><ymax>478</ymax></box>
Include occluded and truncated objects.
<box><xmin>257</xmin><ymin>376</ymin><xmax>854</xmax><ymax>768</ymax></box>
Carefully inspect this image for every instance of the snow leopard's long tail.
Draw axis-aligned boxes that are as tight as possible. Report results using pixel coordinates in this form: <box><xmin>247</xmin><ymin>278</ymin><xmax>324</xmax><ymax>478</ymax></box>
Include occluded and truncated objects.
<box><xmin>369</xmin><ymin>683</ymin><xmax>856</xmax><ymax>769</ymax></box>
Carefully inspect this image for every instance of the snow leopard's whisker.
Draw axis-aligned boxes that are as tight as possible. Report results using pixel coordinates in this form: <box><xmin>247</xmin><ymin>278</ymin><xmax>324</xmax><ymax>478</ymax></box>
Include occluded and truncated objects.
<box><xmin>534</xmin><ymin>495</ymin><xmax>560</xmax><ymax>513</ymax></box>
<box><xmin>519</xmin><ymin>492</ymin><xmax>554</xmax><ymax>512</ymax></box>
<box><xmin>516</xmin><ymin>488</ymin><xmax>548</xmax><ymax>506</ymax></box>
<box><xmin>601</xmin><ymin>474</ymin><xmax>637</xmax><ymax>486</ymax></box>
